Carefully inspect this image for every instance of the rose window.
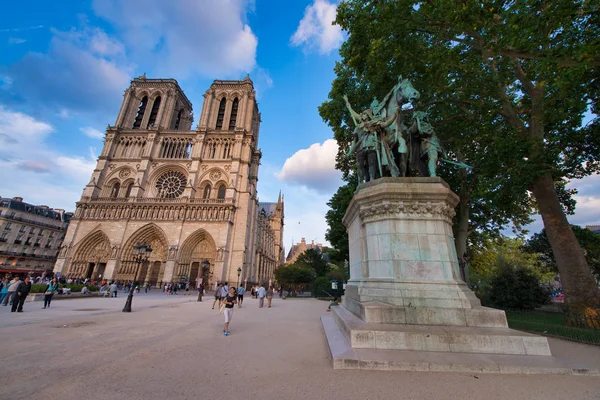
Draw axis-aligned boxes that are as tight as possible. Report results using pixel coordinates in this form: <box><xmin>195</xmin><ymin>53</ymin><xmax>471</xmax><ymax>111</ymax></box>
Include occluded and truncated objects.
<box><xmin>156</xmin><ymin>171</ymin><xmax>186</xmax><ymax>198</ymax></box>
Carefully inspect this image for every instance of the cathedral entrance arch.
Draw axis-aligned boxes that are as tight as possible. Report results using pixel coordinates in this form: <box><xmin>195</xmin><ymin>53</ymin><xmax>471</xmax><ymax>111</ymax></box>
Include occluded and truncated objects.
<box><xmin>117</xmin><ymin>224</ymin><xmax>168</xmax><ymax>284</ymax></box>
<box><xmin>67</xmin><ymin>230</ymin><xmax>111</xmax><ymax>279</ymax></box>
<box><xmin>177</xmin><ymin>229</ymin><xmax>216</xmax><ymax>287</ymax></box>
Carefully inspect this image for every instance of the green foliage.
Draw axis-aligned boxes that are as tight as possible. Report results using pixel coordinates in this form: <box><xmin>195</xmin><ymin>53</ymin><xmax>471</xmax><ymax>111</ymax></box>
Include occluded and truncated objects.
<box><xmin>30</xmin><ymin>284</ymin><xmax>48</xmax><ymax>294</ymax></box>
<box><xmin>274</xmin><ymin>265</ymin><xmax>315</xmax><ymax>287</ymax></box>
<box><xmin>523</xmin><ymin>225</ymin><xmax>600</xmax><ymax>280</ymax></box>
<box><xmin>30</xmin><ymin>283</ymin><xmax>100</xmax><ymax>293</ymax></box>
<box><xmin>323</xmin><ymin>0</ymin><xmax>600</xmax><ymax>311</ymax></box>
<box><xmin>295</xmin><ymin>248</ymin><xmax>330</xmax><ymax>277</ymax></box>
<box><xmin>483</xmin><ymin>255</ymin><xmax>551</xmax><ymax>311</ymax></box>
<box><xmin>312</xmin><ymin>276</ymin><xmax>332</xmax><ymax>298</ymax></box>
<box><xmin>470</xmin><ymin>237</ymin><xmax>555</xmax><ymax>299</ymax></box>
<box><xmin>324</xmin><ymin>179</ymin><xmax>358</xmax><ymax>262</ymax></box>
<box><xmin>327</xmin><ymin>265</ymin><xmax>348</xmax><ymax>283</ymax></box>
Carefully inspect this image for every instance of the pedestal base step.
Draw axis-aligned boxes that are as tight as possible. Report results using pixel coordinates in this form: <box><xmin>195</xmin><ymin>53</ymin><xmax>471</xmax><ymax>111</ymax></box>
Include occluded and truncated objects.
<box><xmin>322</xmin><ymin>314</ymin><xmax>600</xmax><ymax>375</ymax></box>
<box><xmin>333</xmin><ymin>306</ymin><xmax>551</xmax><ymax>355</ymax></box>
<box><xmin>344</xmin><ymin>297</ymin><xmax>508</xmax><ymax>327</ymax></box>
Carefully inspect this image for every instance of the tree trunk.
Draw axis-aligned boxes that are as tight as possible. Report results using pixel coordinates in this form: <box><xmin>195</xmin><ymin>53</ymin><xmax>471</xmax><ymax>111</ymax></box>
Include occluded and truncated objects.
<box><xmin>530</xmin><ymin>173</ymin><xmax>600</xmax><ymax>327</ymax></box>
<box><xmin>454</xmin><ymin>170</ymin><xmax>470</xmax><ymax>285</ymax></box>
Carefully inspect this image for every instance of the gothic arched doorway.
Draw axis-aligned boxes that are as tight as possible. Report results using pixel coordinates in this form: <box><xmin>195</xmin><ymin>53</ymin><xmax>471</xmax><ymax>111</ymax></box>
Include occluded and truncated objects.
<box><xmin>117</xmin><ymin>224</ymin><xmax>168</xmax><ymax>284</ymax></box>
<box><xmin>68</xmin><ymin>230</ymin><xmax>111</xmax><ymax>279</ymax></box>
<box><xmin>177</xmin><ymin>229</ymin><xmax>216</xmax><ymax>287</ymax></box>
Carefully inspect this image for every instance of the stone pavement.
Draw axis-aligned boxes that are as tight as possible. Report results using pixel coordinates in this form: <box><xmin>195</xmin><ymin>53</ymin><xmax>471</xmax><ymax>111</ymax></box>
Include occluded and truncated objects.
<box><xmin>1</xmin><ymin>295</ymin><xmax>599</xmax><ymax>400</ymax></box>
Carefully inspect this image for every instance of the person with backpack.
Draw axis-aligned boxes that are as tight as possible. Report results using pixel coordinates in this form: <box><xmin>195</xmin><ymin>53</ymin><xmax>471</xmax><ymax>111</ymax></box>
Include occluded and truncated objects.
<box><xmin>212</xmin><ymin>283</ymin><xmax>224</xmax><ymax>309</ymax></box>
<box><xmin>11</xmin><ymin>276</ymin><xmax>32</xmax><ymax>312</ymax></box>
<box><xmin>222</xmin><ymin>286</ymin><xmax>237</xmax><ymax>336</ymax></box>
<box><xmin>6</xmin><ymin>276</ymin><xmax>21</xmax><ymax>306</ymax></box>
<box><xmin>257</xmin><ymin>284</ymin><xmax>266</xmax><ymax>308</ymax></box>
<box><xmin>43</xmin><ymin>278</ymin><xmax>59</xmax><ymax>309</ymax></box>
<box><xmin>237</xmin><ymin>285</ymin><xmax>245</xmax><ymax>308</ymax></box>
<box><xmin>0</xmin><ymin>276</ymin><xmax>10</xmax><ymax>306</ymax></box>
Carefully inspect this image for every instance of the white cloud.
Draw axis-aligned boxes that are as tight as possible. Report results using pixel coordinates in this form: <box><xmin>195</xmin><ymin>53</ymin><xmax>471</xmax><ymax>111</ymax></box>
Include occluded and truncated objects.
<box><xmin>277</xmin><ymin>139</ymin><xmax>342</xmax><ymax>193</ymax></box>
<box><xmin>0</xmin><ymin>106</ymin><xmax>96</xmax><ymax>211</ymax></box>
<box><xmin>8</xmin><ymin>37</ymin><xmax>26</xmax><ymax>45</ymax></box>
<box><xmin>8</xmin><ymin>26</ymin><xmax>133</xmax><ymax>115</ymax></box>
<box><xmin>88</xmin><ymin>29</ymin><xmax>125</xmax><ymax>57</ymax></box>
<box><xmin>291</xmin><ymin>0</ymin><xmax>344</xmax><ymax>55</ymax></box>
<box><xmin>92</xmin><ymin>0</ymin><xmax>258</xmax><ymax>78</ymax></box>
<box><xmin>258</xmin><ymin>163</ymin><xmax>333</xmax><ymax>253</ymax></box>
<box><xmin>80</xmin><ymin>126</ymin><xmax>105</xmax><ymax>139</ymax></box>
<box><xmin>0</xmin><ymin>25</ymin><xmax>43</xmax><ymax>33</ymax></box>
<box><xmin>0</xmin><ymin>75</ymin><xmax>12</xmax><ymax>89</ymax></box>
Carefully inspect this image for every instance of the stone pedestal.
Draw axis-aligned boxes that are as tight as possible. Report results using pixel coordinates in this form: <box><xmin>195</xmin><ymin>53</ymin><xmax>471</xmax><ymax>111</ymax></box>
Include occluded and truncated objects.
<box><xmin>319</xmin><ymin>178</ymin><xmax>597</xmax><ymax>373</ymax></box>
<box><xmin>342</xmin><ymin>177</ymin><xmax>506</xmax><ymax>328</ymax></box>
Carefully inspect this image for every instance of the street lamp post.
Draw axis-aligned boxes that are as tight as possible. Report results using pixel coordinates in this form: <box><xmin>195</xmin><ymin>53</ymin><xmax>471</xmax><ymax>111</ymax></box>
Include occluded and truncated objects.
<box><xmin>197</xmin><ymin>259</ymin><xmax>209</xmax><ymax>302</ymax></box>
<box><xmin>236</xmin><ymin>267</ymin><xmax>242</xmax><ymax>288</ymax></box>
<box><xmin>123</xmin><ymin>243</ymin><xmax>152</xmax><ymax>312</ymax></box>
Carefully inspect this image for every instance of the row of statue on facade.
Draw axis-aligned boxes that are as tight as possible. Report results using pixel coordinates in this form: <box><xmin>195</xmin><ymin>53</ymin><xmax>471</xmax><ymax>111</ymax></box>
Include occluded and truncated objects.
<box><xmin>344</xmin><ymin>76</ymin><xmax>444</xmax><ymax>182</ymax></box>
<box><xmin>76</xmin><ymin>204</ymin><xmax>234</xmax><ymax>222</ymax></box>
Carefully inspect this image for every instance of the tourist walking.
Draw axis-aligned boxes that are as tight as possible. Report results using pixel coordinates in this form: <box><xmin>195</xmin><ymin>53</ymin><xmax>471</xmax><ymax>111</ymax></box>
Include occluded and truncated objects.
<box><xmin>250</xmin><ymin>285</ymin><xmax>256</xmax><ymax>299</ymax></box>
<box><xmin>222</xmin><ymin>286</ymin><xmax>237</xmax><ymax>336</ymax></box>
<box><xmin>0</xmin><ymin>276</ymin><xmax>10</xmax><ymax>306</ymax></box>
<box><xmin>212</xmin><ymin>283</ymin><xmax>224</xmax><ymax>309</ymax></box>
<box><xmin>6</xmin><ymin>276</ymin><xmax>21</xmax><ymax>306</ymax></box>
<box><xmin>266</xmin><ymin>285</ymin><xmax>274</xmax><ymax>308</ymax></box>
<box><xmin>43</xmin><ymin>278</ymin><xmax>59</xmax><ymax>309</ymax></box>
<box><xmin>11</xmin><ymin>276</ymin><xmax>32</xmax><ymax>312</ymax></box>
<box><xmin>109</xmin><ymin>282</ymin><xmax>118</xmax><ymax>298</ymax></box>
<box><xmin>237</xmin><ymin>285</ymin><xmax>244</xmax><ymax>308</ymax></box>
<box><xmin>257</xmin><ymin>284</ymin><xmax>266</xmax><ymax>308</ymax></box>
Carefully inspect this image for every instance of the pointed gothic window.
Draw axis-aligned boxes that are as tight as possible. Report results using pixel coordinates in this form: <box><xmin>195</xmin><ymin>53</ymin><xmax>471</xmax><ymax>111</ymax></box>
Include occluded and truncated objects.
<box><xmin>125</xmin><ymin>183</ymin><xmax>134</xmax><ymax>198</ymax></box>
<box><xmin>203</xmin><ymin>185</ymin><xmax>212</xmax><ymax>199</ymax></box>
<box><xmin>147</xmin><ymin>96</ymin><xmax>161</xmax><ymax>128</ymax></box>
<box><xmin>132</xmin><ymin>96</ymin><xmax>148</xmax><ymax>129</ymax></box>
<box><xmin>215</xmin><ymin>98</ymin><xmax>226</xmax><ymax>130</ymax></box>
<box><xmin>174</xmin><ymin>109</ymin><xmax>183</xmax><ymax>130</ymax></box>
<box><xmin>110</xmin><ymin>183</ymin><xmax>121</xmax><ymax>198</ymax></box>
<box><xmin>217</xmin><ymin>184</ymin><xmax>226</xmax><ymax>199</ymax></box>
<box><xmin>228</xmin><ymin>98</ymin><xmax>239</xmax><ymax>130</ymax></box>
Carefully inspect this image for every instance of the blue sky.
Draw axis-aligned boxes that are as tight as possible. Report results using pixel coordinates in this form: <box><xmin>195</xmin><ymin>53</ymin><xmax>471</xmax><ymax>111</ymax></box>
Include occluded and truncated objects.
<box><xmin>0</xmin><ymin>0</ymin><xmax>346</xmax><ymax>253</ymax></box>
<box><xmin>0</xmin><ymin>0</ymin><xmax>598</xmax><ymax>254</ymax></box>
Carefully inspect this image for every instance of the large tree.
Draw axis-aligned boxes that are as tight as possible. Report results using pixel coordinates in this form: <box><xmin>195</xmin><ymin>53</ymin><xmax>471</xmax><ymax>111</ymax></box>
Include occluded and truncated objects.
<box><xmin>321</xmin><ymin>0</ymin><xmax>600</xmax><ymax>324</ymax></box>
<box><xmin>523</xmin><ymin>225</ymin><xmax>600</xmax><ymax>280</ymax></box>
<box><xmin>324</xmin><ymin>178</ymin><xmax>358</xmax><ymax>263</ymax></box>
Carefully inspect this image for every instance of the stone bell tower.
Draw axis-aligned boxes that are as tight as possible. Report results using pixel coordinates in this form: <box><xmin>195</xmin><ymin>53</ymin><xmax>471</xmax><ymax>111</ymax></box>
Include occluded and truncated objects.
<box><xmin>115</xmin><ymin>74</ymin><xmax>193</xmax><ymax>131</ymax></box>
<box><xmin>54</xmin><ymin>75</ymin><xmax>282</xmax><ymax>290</ymax></box>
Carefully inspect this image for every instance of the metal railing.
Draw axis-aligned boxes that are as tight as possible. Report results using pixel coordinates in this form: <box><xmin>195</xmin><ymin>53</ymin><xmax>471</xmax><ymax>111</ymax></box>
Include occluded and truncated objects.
<box><xmin>506</xmin><ymin>311</ymin><xmax>600</xmax><ymax>345</ymax></box>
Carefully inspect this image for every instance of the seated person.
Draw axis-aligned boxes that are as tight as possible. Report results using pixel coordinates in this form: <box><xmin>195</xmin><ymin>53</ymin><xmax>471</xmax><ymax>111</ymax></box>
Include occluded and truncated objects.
<box><xmin>81</xmin><ymin>286</ymin><xmax>91</xmax><ymax>295</ymax></box>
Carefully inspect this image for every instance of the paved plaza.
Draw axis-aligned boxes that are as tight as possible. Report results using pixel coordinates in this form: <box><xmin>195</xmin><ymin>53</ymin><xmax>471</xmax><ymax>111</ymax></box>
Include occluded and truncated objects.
<box><xmin>1</xmin><ymin>293</ymin><xmax>600</xmax><ymax>400</ymax></box>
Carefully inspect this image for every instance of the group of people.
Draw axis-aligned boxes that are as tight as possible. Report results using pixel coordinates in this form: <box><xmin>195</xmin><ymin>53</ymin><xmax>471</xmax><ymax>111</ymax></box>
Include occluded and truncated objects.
<box><xmin>1</xmin><ymin>275</ymin><xmax>60</xmax><ymax>312</ymax></box>
<box><xmin>210</xmin><ymin>282</ymin><xmax>275</xmax><ymax>337</ymax></box>
<box><xmin>162</xmin><ymin>282</ymin><xmax>195</xmax><ymax>295</ymax></box>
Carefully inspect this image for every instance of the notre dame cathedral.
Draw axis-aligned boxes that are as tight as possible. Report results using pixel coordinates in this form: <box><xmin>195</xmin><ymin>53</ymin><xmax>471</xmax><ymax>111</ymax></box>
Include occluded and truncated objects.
<box><xmin>53</xmin><ymin>75</ymin><xmax>284</xmax><ymax>288</ymax></box>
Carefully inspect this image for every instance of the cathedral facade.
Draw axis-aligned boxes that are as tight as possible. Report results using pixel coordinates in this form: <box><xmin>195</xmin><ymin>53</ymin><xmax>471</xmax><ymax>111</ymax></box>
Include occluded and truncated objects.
<box><xmin>53</xmin><ymin>76</ymin><xmax>284</xmax><ymax>288</ymax></box>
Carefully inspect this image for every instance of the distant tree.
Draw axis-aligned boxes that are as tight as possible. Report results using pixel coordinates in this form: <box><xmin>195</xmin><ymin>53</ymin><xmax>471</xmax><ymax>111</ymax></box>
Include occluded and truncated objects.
<box><xmin>484</xmin><ymin>255</ymin><xmax>551</xmax><ymax>311</ymax></box>
<box><xmin>469</xmin><ymin>237</ymin><xmax>555</xmax><ymax>300</ymax></box>
<box><xmin>523</xmin><ymin>226</ymin><xmax>600</xmax><ymax>280</ymax></box>
<box><xmin>274</xmin><ymin>265</ymin><xmax>315</xmax><ymax>294</ymax></box>
<box><xmin>296</xmin><ymin>248</ymin><xmax>330</xmax><ymax>277</ymax></box>
<box><xmin>312</xmin><ymin>276</ymin><xmax>332</xmax><ymax>298</ymax></box>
